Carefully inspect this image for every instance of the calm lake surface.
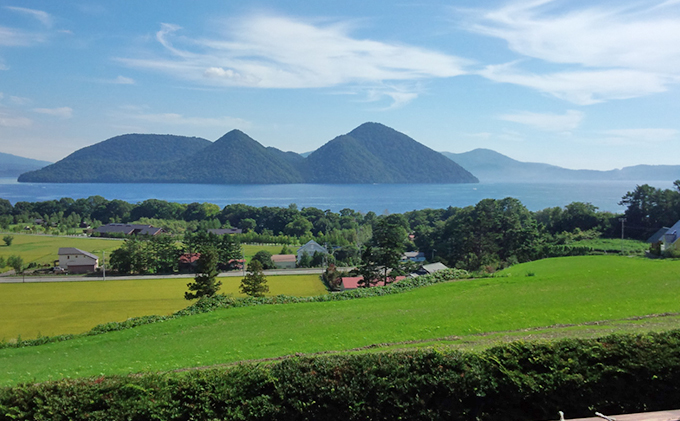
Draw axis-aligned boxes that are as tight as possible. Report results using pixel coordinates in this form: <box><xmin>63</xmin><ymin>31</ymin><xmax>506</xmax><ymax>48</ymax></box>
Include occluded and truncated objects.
<box><xmin>0</xmin><ymin>178</ymin><xmax>673</xmax><ymax>213</ymax></box>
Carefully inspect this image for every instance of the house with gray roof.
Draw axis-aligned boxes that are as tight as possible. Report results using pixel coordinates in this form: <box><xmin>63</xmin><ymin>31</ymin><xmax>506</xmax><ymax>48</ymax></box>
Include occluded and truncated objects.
<box><xmin>414</xmin><ymin>262</ymin><xmax>449</xmax><ymax>276</ymax></box>
<box><xmin>93</xmin><ymin>223</ymin><xmax>164</xmax><ymax>236</ymax></box>
<box><xmin>58</xmin><ymin>247</ymin><xmax>99</xmax><ymax>274</ymax></box>
<box><xmin>207</xmin><ymin>228</ymin><xmax>243</xmax><ymax>235</ymax></box>
<box><xmin>647</xmin><ymin>220</ymin><xmax>680</xmax><ymax>253</ymax></box>
<box><xmin>296</xmin><ymin>240</ymin><xmax>328</xmax><ymax>263</ymax></box>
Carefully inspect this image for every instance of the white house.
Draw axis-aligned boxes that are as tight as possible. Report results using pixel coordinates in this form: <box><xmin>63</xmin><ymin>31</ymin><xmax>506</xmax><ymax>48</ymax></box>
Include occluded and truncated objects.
<box><xmin>58</xmin><ymin>247</ymin><xmax>99</xmax><ymax>274</ymax></box>
<box><xmin>647</xmin><ymin>220</ymin><xmax>680</xmax><ymax>252</ymax></box>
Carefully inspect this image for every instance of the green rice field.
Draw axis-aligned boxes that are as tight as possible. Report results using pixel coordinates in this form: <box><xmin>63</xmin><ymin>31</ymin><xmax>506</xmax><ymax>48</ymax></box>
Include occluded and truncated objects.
<box><xmin>0</xmin><ymin>274</ymin><xmax>326</xmax><ymax>341</ymax></box>
<box><xmin>1</xmin><ymin>255</ymin><xmax>679</xmax><ymax>386</ymax></box>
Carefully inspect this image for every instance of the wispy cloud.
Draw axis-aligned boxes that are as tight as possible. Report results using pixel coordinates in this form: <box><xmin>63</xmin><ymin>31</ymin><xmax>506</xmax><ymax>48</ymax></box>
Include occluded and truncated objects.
<box><xmin>10</xmin><ymin>96</ymin><xmax>31</xmax><ymax>105</ymax></box>
<box><xmin>0</xmin><ymin>7</ymin><xmax>52</xmax><ymax>47</ymax></box>
<box><xmin>99</xmin><ymin>75</ymin><xmax>135</xmax><ymax>85</ymax></box>
<box><xmin>33</xmin><ymin>107</ymin><xmax>73</xmax><ymax>119</ymax></box>
<box><xmin>0</xmin><ymin>110</ymin><xmax>32</xmax><ymax>128</ymax></box>
<box><xmin>4</xmin><ymin>6</ymin><xmax>53</xmax><ymax>27</ymax></box>
<box><xmin>601</xmin><ymin>128</ymin><xmax>678</xmax><ymax>144</ymax></box>
<box><xmin>465</xmin><ymin>1</ymin><xmax>680</xmax><ymax>104</ymax></box>
<box><xmin>0</xmin><ymin>26</ymin><xmax>45</xmax><ymax>47</ymax></box>
<box><xmin>120</xmin><ymin>109</ymin><xmax>250</xmax><ymax>129</ymax></box>
<box><xmin>499</xmin><ymin>109</ymin><xmax>583</xmax><ymax>131</ymax></box>
<box><xmin>118</xmin><ymin>14</ymin><xmax>470</xmax><ymax>106</ymax></box>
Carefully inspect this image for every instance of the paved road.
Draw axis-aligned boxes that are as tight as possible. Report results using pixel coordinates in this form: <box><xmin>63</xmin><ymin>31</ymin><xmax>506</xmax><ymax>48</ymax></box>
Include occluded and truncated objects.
<box><xmin>0</xmin><ymin>267</ymin><xmax>353</xmax><ymax>284</ymax></box>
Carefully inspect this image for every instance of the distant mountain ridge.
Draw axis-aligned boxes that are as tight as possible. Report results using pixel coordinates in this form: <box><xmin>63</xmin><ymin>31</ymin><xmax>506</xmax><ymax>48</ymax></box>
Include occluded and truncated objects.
<box><xmin>0</xmin><ymin>152</ymin><xmax>51</xmax><ymax>177</ymax></box>
<box><xmin>19</xmin><ymin>123</ymin><xmax>478</xmax><ymax>185</ymax></box>
<box><xmin>443</xmin><ymin>149</ymin><xmax>680</xmax><ymax>182</ymax></box>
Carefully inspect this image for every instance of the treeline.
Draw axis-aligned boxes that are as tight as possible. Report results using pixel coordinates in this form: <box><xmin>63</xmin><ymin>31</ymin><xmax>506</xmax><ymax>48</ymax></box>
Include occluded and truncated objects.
<box><xmin>2</xmin><ymin>181</ymin><xmax>676</xmax><ymax>271</ymax></box>
<box><xmin>109</xmin><ymin>231</ymin><xmax>242</xmax><ymax>275</ymax></box>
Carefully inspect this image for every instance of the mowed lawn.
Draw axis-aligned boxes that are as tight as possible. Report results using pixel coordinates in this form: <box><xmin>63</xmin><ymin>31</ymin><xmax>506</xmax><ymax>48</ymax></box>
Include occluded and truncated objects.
<box><xmin>2</xmin><ymin>255</ymin><xmax>680</xmax><ymax>386</ymax></box>
<box><xmin>0</xmin><ymin>234</ymin><xmax>122</xmax><ymax>269</ymax></box>
<box><xmin>0</xmin><ymin>274</ymin><xmax>326</xmax><ymax>341</ymax></box>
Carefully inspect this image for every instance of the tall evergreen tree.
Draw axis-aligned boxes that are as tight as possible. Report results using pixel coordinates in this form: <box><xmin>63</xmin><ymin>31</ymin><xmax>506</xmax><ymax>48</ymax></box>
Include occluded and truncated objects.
<box><xmin>185</xmin><ymin>246</ymin><xmax>221</xmax><ymax>300</ymax></box>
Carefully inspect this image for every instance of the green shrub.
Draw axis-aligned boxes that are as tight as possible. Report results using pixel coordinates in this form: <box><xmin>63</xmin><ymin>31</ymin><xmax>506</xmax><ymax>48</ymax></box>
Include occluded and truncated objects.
<box><xmin>1</xmin><ymin>331</ymin><xmax>679</xmax><ymax>420</ymax></box>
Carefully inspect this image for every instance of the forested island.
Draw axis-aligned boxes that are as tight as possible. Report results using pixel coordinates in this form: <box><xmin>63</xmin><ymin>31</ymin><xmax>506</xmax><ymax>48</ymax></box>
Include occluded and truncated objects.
<box><xmin>18</xmin><ymin>123</ymin><xmax>477</xmax><ymax>185</ymax></box>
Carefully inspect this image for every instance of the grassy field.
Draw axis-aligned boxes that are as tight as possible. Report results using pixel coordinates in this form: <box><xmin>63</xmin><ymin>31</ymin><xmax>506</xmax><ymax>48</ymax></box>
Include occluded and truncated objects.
<box><xmin>0</xmin><ymin>234</ymin><xmax>295</xmax><ymax>271</ymax></box>
<box><xmin>572</xmin><ymin>238</ymin><xmax>649</xmax><ymax>254</ymax></box>
<box><xmin>0</xmin><ymin>234</ymin><xmax>122</xmax><ymax>270</ymax></box>
<box><xmin>1</xmin><ymin>255</ymin><xmax>679</xmax><ymax>386</ymax></box>
<box><xmin>0</xmin><ymin>274</ymin><xmax>326</xmax><ymax>341</ymax></box>
<box><xmin>242</xmin><ymin>243</ymin><xmax>297</xmax><ymax>261</ymax></box>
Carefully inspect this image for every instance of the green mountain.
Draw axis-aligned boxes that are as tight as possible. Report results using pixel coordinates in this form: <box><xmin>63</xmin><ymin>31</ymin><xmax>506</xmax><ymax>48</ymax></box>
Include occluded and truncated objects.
<box><xmin>444</xmin><ymin>149</ymin><xmax>680</xmax><ymax>182</ymax></box>
<box><xmin>169</xmin><ymin>130</ymin><xmax>304</xmax><ymax>184</ymax></box>
<box><xmin>19</xmin><ymin>134</ymin><xmax>212</xmax><ymax>183</ymax></box>
<box><xmin>305</xmin><ymin>122</ymin><xmax>478</xmax><ymax>184</ymax></box>
<box><xmin>0</xmin><ymin>152</ymin><xmax>51</xmax><ymax>177</ymax></box>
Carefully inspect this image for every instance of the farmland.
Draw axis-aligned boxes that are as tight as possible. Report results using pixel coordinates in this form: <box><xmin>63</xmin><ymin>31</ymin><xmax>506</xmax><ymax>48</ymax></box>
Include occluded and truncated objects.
<box><xmin>0</xmin><ymin>274</ymin><xmax>326</xmax><ymax>341</ymax></box>
<box><xmin>1</xmin><ymin>255</ymin><xmax>679</xmax><ymax>387</ymax></box>
<box><xmin>0</xmin><ymin>234</ymin><xmax>122</xmax><ymax>269</ymax></box>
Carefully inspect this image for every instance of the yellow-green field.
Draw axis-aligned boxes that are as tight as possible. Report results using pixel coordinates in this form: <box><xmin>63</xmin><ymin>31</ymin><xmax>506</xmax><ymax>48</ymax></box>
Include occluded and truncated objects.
<box><xmin>0</xmin><ymin>234</ymin><xmax>122</xmax><ymax>270</ymax></box>
<box><xmin>0</xmin><ymin>274</ymin><xmax>326</xmax><ymax>340</ymax></box>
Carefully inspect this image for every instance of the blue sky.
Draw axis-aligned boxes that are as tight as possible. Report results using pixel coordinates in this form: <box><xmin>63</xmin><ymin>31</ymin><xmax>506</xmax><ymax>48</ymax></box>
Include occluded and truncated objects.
<box><xmin>1</xmin><ymin>0</ymin><xmax>679</xmax><ymax>170</ymax></box>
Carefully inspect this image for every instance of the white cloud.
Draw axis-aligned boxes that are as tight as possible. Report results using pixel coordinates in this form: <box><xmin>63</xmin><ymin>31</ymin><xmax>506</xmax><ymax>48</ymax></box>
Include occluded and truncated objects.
<box><xmin>105</xmin><ymin>75</ymin><xmax>135</xmax><ymax>85</ymax></box>
<box><xmin>465</xmin><ymin>1</ymin><xmax>680</xmax><ymax>103</ymax></box>
<box><xmin>33</xmin><ymin>107</ymin><xmax>73</xmax><ymax>119</ymax></box>
<box><xmin>499</xmin><ymin>109</ymin><xmax>583</xmax><ymax>131</ymax></box>
<box><xmin>118</xmin><ymin>14</ymin><xmax>471</xmax><ymax>106</ymax></box>
<box><xmin>0</xmin><ymin>26</ymin><xmax>45</xmax><ymax>46</ymax></box>
<box><xmin>601</xmin><ymin>128</ymin><xmax>678</xmax><ymax>144</ymax></box>
<box><xmin>123</xmin><ymin>110</ymin><xmax>250</xmax><ymax>128</ymax></box>
<box><xmin>10</xmin><ymin>96</ymin><xmax>31</xmax><ymax>106</ymax></box>
<box><xmin>4</xmin><ymin>7</ymin><xmax>53</xmax><ymax>27</ymax></box>
<box><xmin>0</xmin><ymin>111</ymin><xmax>32</xmax><ymax>128</ymax></box>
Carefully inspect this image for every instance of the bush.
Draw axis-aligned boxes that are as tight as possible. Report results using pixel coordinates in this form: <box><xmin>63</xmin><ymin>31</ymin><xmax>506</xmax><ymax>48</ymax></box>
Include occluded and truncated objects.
<box><xmin>1</xmin><ymin>331</ymin><xmax>680</xmax><ymax>420</ymax></box>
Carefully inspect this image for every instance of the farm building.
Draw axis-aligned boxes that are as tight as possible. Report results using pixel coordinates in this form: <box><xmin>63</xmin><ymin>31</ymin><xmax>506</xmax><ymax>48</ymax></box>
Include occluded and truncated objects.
<box><xmin>93</xmin><ymin>223</ymin><xmax>164</xmax><ymax>236</ymax></box>
<box><xmin>271</xmin><ymin>254</ymin><xmax>296</xmax><ymax>269</ymax></box>
<box><xmin>58</xmin><ymin>247</ymin><xmax>99</xmax><ymax>274</ymax></box>
<box><xmin>402</xmin><ymin>251</ymin><xmax>426</xmax><ymax>262</ymax></box>
<box><xmin>414</xmin><ymin>262</ymin><xmax>449</xmax><ymax>276</ymax></box>
<box><xmin>207</xmin><ymin>228</ymin><xmax>243</xmax><ymax>235</ymax></box>
<box><xmin>296</xmin><ymin>240</ymin><xmax>328</xmax><ymax>263</ymax></box>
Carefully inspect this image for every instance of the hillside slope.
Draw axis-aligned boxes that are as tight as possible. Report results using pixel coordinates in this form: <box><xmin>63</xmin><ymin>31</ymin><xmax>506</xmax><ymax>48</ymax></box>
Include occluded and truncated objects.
<box><xmin>306</xmin><ymin>122</ymin><xmax>478</xmax><ymax>183</ymax></box>
<box><xmin>170</xmin><ymin>130</ymin><xmax>305</xmax><ymax>184</ymax></box>
<box><xmin>444</xmin><ymin>149</ymin><xmax>680</xmax><ymax>182</ymax></box>
<box><xmin>0</xmin><ymin>152</ymin><xmax>51</xmax><ymax>178</ymax></box>
<box><xmin>18</xmin><ymin>134</ymin><xmax>212</xmax><ymax>183</ymax></box>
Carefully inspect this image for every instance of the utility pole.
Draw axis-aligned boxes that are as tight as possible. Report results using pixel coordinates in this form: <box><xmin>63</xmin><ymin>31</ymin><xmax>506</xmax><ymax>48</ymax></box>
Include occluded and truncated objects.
<box><xmin>102</xmin><ymin>250</ymin><xmax>106</xmax><ymax>281</ymax></box>
<box><xmin>619</xmin><ymin>218</ymin><xmax>627</xmax><ymax>255</ymax></box>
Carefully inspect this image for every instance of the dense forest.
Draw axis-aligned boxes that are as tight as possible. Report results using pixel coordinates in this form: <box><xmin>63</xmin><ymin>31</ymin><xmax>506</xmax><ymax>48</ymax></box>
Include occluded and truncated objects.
<box><xmin>1</xmin><ymin>181</ymin><xmax>677</xmax><ymax>272</ymax></box>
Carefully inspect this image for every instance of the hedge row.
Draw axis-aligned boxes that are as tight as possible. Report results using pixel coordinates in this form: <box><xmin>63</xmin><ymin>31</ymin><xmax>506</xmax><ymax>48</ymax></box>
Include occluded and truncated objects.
<box><xmin>2</xmin><ymin>330</ymin><xmax>679</xmax><ymax>420</ymax></box>
<box><xmin>0</xmin><ymin>268</ymin><xmax>470</xmax><ymax>350</ymax></box>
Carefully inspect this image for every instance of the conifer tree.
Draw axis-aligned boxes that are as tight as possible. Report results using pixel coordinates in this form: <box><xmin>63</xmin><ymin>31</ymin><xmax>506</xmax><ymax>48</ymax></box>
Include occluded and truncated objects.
<box><xmin>185</xmin><ymin>246</ymin><xmax>221</xmax><ymax>300</ymax></box>
<box><xmin>240</xmin><ymin>260</ymin><xmax>269</xmax><ymax>297</ymax></box>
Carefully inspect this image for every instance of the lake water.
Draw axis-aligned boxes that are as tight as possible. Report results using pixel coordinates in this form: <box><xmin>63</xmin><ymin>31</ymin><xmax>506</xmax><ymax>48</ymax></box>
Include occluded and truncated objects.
<box><xmin>0</xmin><ymin>178</ymin><xmax>673</xmax><ymax>214</ymax></box>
